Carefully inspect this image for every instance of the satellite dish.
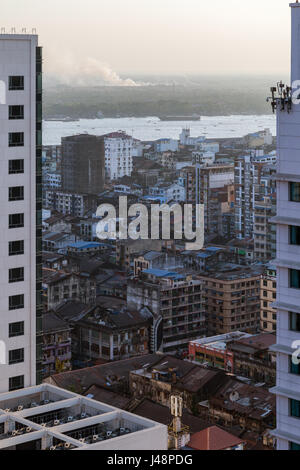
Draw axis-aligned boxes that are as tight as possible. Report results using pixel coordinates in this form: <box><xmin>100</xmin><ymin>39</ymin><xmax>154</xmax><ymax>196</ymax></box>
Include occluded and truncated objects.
<box><xmin>229</xmin><ymin>391</ymin><xmax>240</xmax><ymax>402</ymax></box>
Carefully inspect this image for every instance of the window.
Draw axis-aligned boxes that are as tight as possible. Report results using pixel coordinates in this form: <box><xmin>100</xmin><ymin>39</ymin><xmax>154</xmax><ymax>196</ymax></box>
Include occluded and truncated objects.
<box><xmin>290</xmin><ymin>226</ymin><xmax>300</xmax><ymax>245</ymax></box>
<box><xmin>290</xmin><ymin>399</ymin><xmax>300</xmax><ymax>418</ymax></box>
<box><xmin>290</xmin><ymin>312</ymin><xmax>300</xmax><ymax>332</ymax></box>
<box><xmin>9</xmin><ymin>213</ymin><xmax>24</xmax><ymax>229</ymax></box>
<box><xmin>9</xmin><ymin>76</ymin><xmax>24</xmax><ymax>91</ymax></box>
<box><xmin>9</xmin><ymin>321</ymin><xmax>24</xmax><ymax>338</ymax></box>
<box><xmin>9</xmin><ymin>267</ymin><xmax>24</xmax><ymax>283</ymax></box>
<box><xmin>9</xmin><ymin>294</ymin><xmax>24</xmax><ymax>311</ymax></box>
<box><xmin>9</xmin><ymin>132</ymin><xmax>24</xmax><ymax>147</ymax></box>
<box><xmin>9</xmin><ymin>240</ymin><xmax>24</xmax><ymax>256</ymax></box>
<box><xmin>9</xmin><ymin>348</ymin><xmax>24</xmax><ymax>365</ymax></box>
<box><xmin>9</xmin><ymin>375</ymin><xmax>24</xmax><ymax>391</ymax></box>
<box><xmin>290</xmin><ymin>182</ymin><xmax>300</xmax><ymax>202</ymax></box>
<box><xmin>9</xmin><ymin>159</ymin><xmax>24</xmax><ymax>174</ymax></box>
<box><xmin>9</xmin><ymin>186</ymin><xmax>24</xmax><ymax>201</ymax></box>
<box><xmin>8</xmin><ymin>105</ymin><xmax>24</xmax><ymax>120</ymax></box>
<box><xmin>290</xmin><ymin>442</ymin><xmax>300</xmax><ymax>451</ymax></box>
<box><xmin>290</xmin><ymin>356</ymin><xmax>300</xmax><ymax>375</ymax></box>
<box><xmin>290</xmin><ymin>269</ymin><xmax>300</xmax><ymax>289</ymax></box>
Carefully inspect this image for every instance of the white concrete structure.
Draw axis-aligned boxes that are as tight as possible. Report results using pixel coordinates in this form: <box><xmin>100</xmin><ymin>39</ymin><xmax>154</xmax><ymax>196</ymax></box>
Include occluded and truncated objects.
<box><xmin>44</xmin><ymin>172</ymin><xmax>61</xmax><ymax>189</ymax></box>
<box><xmin>270</xmin><ymin>2</ymin><xmax>300</xmax><ymax>451</ymax></box>
<box><xmin>0</xmin><ymin>384</ymin><xmax>168</xmax><ymax>450</ymax></box>
<box><xmin>103</xmin><ymin>131</ymin><xmax>133</xmax><ymax>180</ymax></box>
<box><xmin>155</xmin><ymin>138</ymin><xmax>179</xmax><ymax>153</ymax></box>
<box><xmin>179</xmin><ymin>128</ymin><xmax>205</xmax><ymax>147</ymax></box>
<box><xmin>0</xmin><ymin>35</ymin><xmax>41</xmax><ymax>393</ymax></box>
<box><xmin>149</xmin><ymin>183</ymin><xmax>186</xmax><ymax>202</ymax></box>
<box><xmin>192</xmin><ymin>150</ymin><xmax>215</xmax><ymax>165</ymax></box>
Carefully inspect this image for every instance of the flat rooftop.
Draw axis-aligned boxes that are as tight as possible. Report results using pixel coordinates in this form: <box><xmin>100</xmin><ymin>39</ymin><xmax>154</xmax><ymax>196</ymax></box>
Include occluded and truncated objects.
<box><xmin>0</xmin><ymin>384</ymin><xmax>167</xmax><ymax>451</ymax></box>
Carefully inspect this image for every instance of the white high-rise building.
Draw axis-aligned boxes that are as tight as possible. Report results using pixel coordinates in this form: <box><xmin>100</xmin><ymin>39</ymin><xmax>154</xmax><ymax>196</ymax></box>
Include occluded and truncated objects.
<box><xmin>270</xmin><ymin>3</ymin><xmax>300</xmax><ymax>451</ymax></box>
<box><xmin>103</xmin><ymin>131</ymin><xmax>133</xmax><ymax>181</ymax></box>
<box><xmin>0</xmin><ymin>34</ymin><xmax>42</xmax><ymax>393</ymax></box>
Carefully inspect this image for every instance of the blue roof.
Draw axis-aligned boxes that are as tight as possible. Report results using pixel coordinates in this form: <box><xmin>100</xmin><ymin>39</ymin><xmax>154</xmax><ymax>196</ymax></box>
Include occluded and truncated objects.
<box><xmin>143</xmin><ymin>269</ymin><xmax>184</xmax><ymax>280</ymax></box>
<box><xmin>206</xmin><ymin>247</ymin><xmax>223</xmax><ymax>252</ymax></box>
<box><xmin>197</xmin><ymin>252</ymin><xmax>212</xmax><ymax>259</ymax></box>
<box><xmin>68</xmin><ymin>242</ymin><xmax>105</xmax><ymax>250</ymax></box>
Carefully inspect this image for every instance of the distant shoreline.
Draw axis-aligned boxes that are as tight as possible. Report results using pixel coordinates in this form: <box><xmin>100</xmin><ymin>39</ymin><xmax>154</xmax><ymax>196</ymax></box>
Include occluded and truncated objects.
<box><xmin>42</xmin><ymin>115</ymin><xmax>276</xmax><ymax>146</ymax></box>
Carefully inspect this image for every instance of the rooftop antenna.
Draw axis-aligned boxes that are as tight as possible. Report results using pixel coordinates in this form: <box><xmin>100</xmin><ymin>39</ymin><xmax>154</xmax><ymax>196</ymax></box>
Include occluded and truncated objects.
<box><xmin>22</xmin><ymin>28</ymin><xmax>27</xmax><ymax>34</ymax></box>
<box><xmin>11</xmin><ymin>27</ymin><xmax>16</xmax><ymax>34</ymax></box>
<box><xmin>32</xmin><ymin>28</ymin><xmax>37</xmax><ymax>34</ymax></box>
<box><xmin>1</xmin><ymin>28</ymin><xmax>5</xmax><ymax>34</ymax></box>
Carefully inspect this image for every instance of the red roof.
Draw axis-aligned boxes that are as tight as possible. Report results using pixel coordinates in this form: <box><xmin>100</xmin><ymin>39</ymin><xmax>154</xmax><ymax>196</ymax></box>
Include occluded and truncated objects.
<box><xmin>188</xmin><ymin>426</ymin><xmax>245</xmax><ymax>451</ymax></box>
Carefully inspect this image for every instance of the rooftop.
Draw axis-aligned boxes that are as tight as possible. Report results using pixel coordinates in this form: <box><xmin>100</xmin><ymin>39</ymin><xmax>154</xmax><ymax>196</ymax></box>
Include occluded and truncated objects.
<box><xmin>187</xmin><ymin>426</ymin><xmax>245</xmax><ymax>451</ymax></box>
<box><xmin>0</xmin><ymin>384</ymin><xmax>167</xmax><ymax>450</ymax></box>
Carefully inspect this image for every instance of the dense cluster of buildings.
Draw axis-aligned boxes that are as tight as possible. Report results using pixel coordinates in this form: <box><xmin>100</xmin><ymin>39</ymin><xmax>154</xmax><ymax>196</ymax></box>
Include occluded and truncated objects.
<box><xmin>2</xmin><ymin>1</ymin><xmax>300</xmax><ymax>451</ymax></box>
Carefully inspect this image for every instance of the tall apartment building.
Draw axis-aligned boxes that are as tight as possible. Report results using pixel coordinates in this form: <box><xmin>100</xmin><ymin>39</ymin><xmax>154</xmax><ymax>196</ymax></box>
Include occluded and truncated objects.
<box><xmin>270</xmin><ymin>2</ymin><xmax>300</xmax><ymax>451</ymax></box>
<box><xmin>103</xmin><ymin>131</ymin><xmax>133</xmax><ymax>181</ymax></box>
<box><xmin>253</xmin><ymin>164</ymin><xmax>277</xmax><ymax>262</ymax></box>
<box><xmin>127</xmin><ymin>269</ymin><xmax>205</xmax><ymax>353</ymax></box>
<box><xmin>61</xmin><ymin>134</ymin><xmax>105</xmax><ymax>195</ymax></box>
<box><xmin>0</xmin><ymin>35</ymin><xmax>43</xmax><ymax>392</ymax></box>
<box><xmin>198</xmin><ymin>266</ymin><xmax>262</xmax><ymax>336</ymax></box>
<box><xmin>260</xmin><ymin>265</ymin><xmax>277</xmax><ymax>333</ymax></box>
<box><xmin>235</xmin><ymin>155</ymin><xmax>276</xmax><ymax>245</ymax></box>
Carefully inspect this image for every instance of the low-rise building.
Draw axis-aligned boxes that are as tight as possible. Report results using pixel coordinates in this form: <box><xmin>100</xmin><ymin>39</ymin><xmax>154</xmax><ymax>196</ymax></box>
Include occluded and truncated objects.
<box><xmin>186</xmin><ymin>426</ymin><xmax>245</xmax><ymax>451</ymax></box>
<box><xmin>45</xmin><ymin>190</ymin><xmax>98</xmax><ymax>217</ymax></box>
<box><xmin>129</xmin><ymin>356</ymin><xmax>225</xmax><ymax>410</ymax></box>
<box><xmin>42</xmin><ymin>312</ymin><xmax>72</xmax><ymax>379</ymax></box>
<box><xmin>42</xmin><ymin>269</ymin><xmax>96</xmax><ymax>310</ymax></box>
<box><xmin>198</xmin><ymin>377</ymin><xmax>275</xmax><ymax>434</ymax></box>
<box><xmin>56</xmin><ymin>298</ymin><xmax>153</xmax><ymax>362</ymax></box>
<box><xmin>189</xmin><ymin>331</ymin><xmax>276</xmax><ymax>385</ymax></box>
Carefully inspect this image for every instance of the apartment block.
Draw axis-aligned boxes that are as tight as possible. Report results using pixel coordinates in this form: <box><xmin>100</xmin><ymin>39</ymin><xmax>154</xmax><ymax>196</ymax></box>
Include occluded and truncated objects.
<box><xmin>260</xmin><ymin>265</ymin><xmax>277</xmax><ymax>333</ymax></box>
<box><xmin>0</xmin><ymin>34</ymin><xmax>43</xmax><ymax>392</ymax></box>
<box><xmin>61</xmin><ymin>134</ymin><xmax>105</xmax><ymax>195</ymax></box>
<box><xmin>103</xmin><ymin>131</ymin><xmax>133</xmax><ymax>181</ymax></box>
<box><xmin>127</xmin><ymin>269</ymin><xmax>205</xmax><ymax>353</ymax></box>
<box><xmin>199</xmin><ymin>266</ymin><xmax>263</xmax><ymax>336</ymax></box>
<box><xmin>44</xmin><ymin>190</ymin><xmax>98</xmax><ymax>217</ymax></box>
<box><xmin>235</xmin><ymin>155</ymin><xmax>276</xmax><ymax>244</ymax></box>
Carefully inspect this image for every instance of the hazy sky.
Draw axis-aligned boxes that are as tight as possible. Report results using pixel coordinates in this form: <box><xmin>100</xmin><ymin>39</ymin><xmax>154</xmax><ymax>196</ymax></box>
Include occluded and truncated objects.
<box><xmin>0</xmin><ymin>0</ymin><xmax>292</xmax><ymax>78</ymax></box>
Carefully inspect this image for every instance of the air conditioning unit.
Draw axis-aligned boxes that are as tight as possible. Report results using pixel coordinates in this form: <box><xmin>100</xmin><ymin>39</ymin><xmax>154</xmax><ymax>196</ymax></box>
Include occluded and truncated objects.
<box><xmin>12</xmin><ymin>430</ymin><xmax>18</xmax><ymax>436</ymax></box>
<box><xmin>26</xmin><ymin>427</ymin><xmax>32</xmax><ymax>433</ymax></box>
<box><xmin>67</xmin><ymin>416</ymin><xmax>74</xmax><ymax>422</ymax></box>
<box><xmin>54</xmin><ymin>420</ymin><xmax>60</xmax><ymax>426</ymax></box>
<box><xmin>79</xmin><ymin>438</ymin><xmax>85</xmax><ymax>443</ymax></box>
<box><xmin>4</xmin><ymin>409</ymin><xmax>10</xmax><ymax>413</ymax></box>
<box><xmin>31</xmin><ymin>402</ymin><xmax>38</xmax><ymax>408</ymax></box>
<box><xmin>44</xmin><ymin>400</ymin><xmax>50</xmax><ymax>405</ymax></box>
<box><xmin>106</xmin><ymin>431</ymin><xmax>112</xmax><ymax>438</ymax></box>
<box><xmin>80</xmin><ymin>413</ymin><xmax>87</xmax><ymax>419</ymax></box>
<box><xmin>92</xmin><ymin>435</ymin><xmax>98</xmax><ymax>442</ymax></box>
<box><xmin>64</xmin><ymin>442</ymin><xmax>71</xmax><ymax>449</ymax></box>
<box><xmin>119</xmin><ymin>427</ymin><xmax>126</xmax><ymax>434</ymax></box>
<box><xmin>50</xmin><ymin>446</ymin><xmax>57</xmax><ymax>451</ymax></box>
<box><xmin>41</xmin><ymin>423</ymin><xmax>46</xmax><ymax>427</ymax></box>
<box><xmin>17</xmin><ymin>405</ymin><xmax>24</xmax><ymax>411</ymax></box>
